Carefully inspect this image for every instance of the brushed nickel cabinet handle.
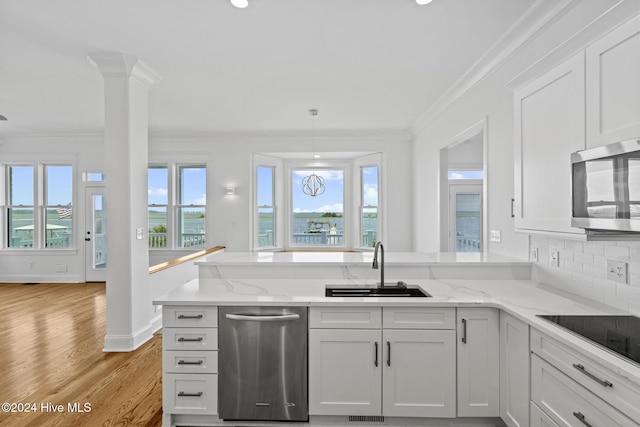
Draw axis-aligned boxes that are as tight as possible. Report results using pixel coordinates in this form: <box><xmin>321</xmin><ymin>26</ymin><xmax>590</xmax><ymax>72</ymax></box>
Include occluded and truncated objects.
<box><xmin>177</xmin><ymin>337</ymin><xmax>204</xmax><ymax>342</ymax></box>
<box><xmin>387</xmin><ymin>341</ymin><xmax>391</xmax><ymax>367</ymax></box>
<box><xmin>178</xmin><ymin>391</ymin><xmax>203</xmax><ymax>397</ymax></box>
<box><xmin>177</xmin><ymin>314</ymin><xmax>203</xmax><ymax>319</ymax></box>
<box><xmin>573</xmin><ymin>411</ymin><xmax>593</xmax><ymax>427</ymax></box>
<box><xmin>572</xmin><ymin>363</ymin><xmax>613</xmax><ymax>388</ymax></box>
<box><xmin>461</xmin><ymin>318</ymin><xmax>467</xmax><ymax>343</ymax></box>
<box><xmin>178</xmin><ymin>360</ymin><xmax>204</xmax><ymax>365</ymax></box>
<box><xmin>374</xmin><ymin>342</ymin><xmax>379</xmax><ymax>367</ymax></box>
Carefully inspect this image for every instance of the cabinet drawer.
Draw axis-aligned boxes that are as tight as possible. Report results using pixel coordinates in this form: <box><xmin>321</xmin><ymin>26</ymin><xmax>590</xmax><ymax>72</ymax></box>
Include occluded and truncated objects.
<box><xmin>383</xmin><ymin>307</ymin><xmax>455</xmax><ymax>329</ymax></box>
<box><xmin>310</xmin><ymin>307</ymin><xmax>381</xmax><ymax>329</ymax></box>
<box><xmin>163</xmin><ymin>373</ymin><xmax>217</xmax><ymax>415</ymax></box>
<box><xmin>163</xmin><ymin>306</ymin><xmax>217</xmax><ymax>328</ymax></box>
<box><xmin>531</xmin><ymin>355</ymin><xmax>637</xmax><ymax>427</ymax></box>
<box><xmin>531</xmin><ymin>401</ymin><xmax>560</xmax><ymax>427</ymax></box>
<box><xmin>163</xmin><ymin>350</ymin><xmax>218</xmax><ymax>374</ymax></box>
<box><xmin>531</xmin><ymin>328</ymin><xmax>640</xmax><ymax>421</ymax></box>
<box><xmin>163</xmin><ymin>327</ymin><xmax>218</xmax><ymax>350</ymax></box>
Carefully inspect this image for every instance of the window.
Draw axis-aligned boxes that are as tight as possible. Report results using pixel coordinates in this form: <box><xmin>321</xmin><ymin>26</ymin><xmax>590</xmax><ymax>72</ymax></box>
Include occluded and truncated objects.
<box><xmin>177</xmin><ymin>165</ymin><xmax>206</xmax><ymax>248</ymax></box>
<box><xmin>148</xmin><ymin>164</ymin><xmax>206</xmax><ymax>250</ymax></box>
<box><xmin>291</xmin><ymin>168</ymin><xmax>345</xmax><ymax>247</ymax></box>
<box><xmin>253</xmin><ymin>153</ymin><xmax>382</xmax><ymax>251</ymax></box>
<box><xmin>257</xmin><ymin>166</ymin><xmax>275</xmax><ymax>248</ymax></box>
<box><xmin>148</xmin><ymin>166</ymin><xmax>168</xmax><ymax>248</ymax></box>
<box><xmin>6</xmin><ymin>164</ymin><xmax>73</xmax><ymax>249</ymax></box>
<box><xmin>360</xmin><ymin>165</ymin><xmax>378</xmax><ymax>248</ymax></box>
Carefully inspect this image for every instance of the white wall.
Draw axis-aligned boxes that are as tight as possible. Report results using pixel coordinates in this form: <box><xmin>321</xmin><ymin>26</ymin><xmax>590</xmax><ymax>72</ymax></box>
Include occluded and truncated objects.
<box><xmin>0</xmin><ymin>133</ymin><xmax>413</xmax><ymax>281</ymax></box>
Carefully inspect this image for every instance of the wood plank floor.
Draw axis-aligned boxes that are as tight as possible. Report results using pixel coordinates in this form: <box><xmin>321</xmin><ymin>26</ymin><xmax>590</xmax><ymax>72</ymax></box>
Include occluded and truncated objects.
<box><xmin>0</xmin><ymin>282</ymin><xmax>163</xmax><ymax>427</ymax></box>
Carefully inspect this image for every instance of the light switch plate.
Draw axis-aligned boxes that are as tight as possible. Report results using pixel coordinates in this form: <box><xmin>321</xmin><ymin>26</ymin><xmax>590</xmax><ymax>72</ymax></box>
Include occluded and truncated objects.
<box><xmin>490</xmin><ymin>230</ymin><xmax>501</xmax><ymax>243</ymax></box>
<box><xmin>606</xmin><ymin>260</ymin><xmax>628</xmax><ymax>284</ymax></box>
<box><xmin>530</xmin><ymin>247</ymin><xmax>539</xmax><ymax>263</ymax></box>
<box><xmin>136</xmin><ymin>228</ymin><xmax>144</xmax><ymax>240</ymax></box>
<box><xmin>550</xmin><ymin>250</ymin><xmax>559</xmax><ymax>267</ymax></box>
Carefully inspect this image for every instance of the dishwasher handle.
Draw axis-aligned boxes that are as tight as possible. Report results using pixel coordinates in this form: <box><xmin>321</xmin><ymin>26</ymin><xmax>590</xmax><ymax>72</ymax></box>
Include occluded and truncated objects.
<box><xmin>225</xmin><ymin>313</ymin><xmax>300</xmax><ymax>322</ymax></box>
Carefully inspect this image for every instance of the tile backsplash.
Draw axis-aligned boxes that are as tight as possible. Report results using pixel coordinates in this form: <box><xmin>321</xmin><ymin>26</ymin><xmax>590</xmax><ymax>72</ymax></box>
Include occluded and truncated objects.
<box><xmin>529</xmin><ymin>236</ymin><xmax>640</xmax><ymax>316</ymax></box>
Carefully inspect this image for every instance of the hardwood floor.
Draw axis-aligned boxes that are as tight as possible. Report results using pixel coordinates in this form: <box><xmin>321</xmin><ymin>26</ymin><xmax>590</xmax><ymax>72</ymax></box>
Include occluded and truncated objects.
<box><xmin>0</xmin><ymin>282</ymin><xmax>163</xmax><ymax>427</ymax></box>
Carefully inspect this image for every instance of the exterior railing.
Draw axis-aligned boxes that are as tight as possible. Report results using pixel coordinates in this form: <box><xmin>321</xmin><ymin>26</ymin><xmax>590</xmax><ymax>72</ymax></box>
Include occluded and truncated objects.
<box><xmin>257</xmin><ymin>230</ymin><xmax>377</xmax><ymax>247</ymax></box>
<box><xmin>149</xmin><ymin>233</ymin><xmax>206</xmax><ymax>249</ymax></box>
<box><xmin>456</xmin><ymin>236</ymin><xmax>481</xmax><ymax>252</ymax></box>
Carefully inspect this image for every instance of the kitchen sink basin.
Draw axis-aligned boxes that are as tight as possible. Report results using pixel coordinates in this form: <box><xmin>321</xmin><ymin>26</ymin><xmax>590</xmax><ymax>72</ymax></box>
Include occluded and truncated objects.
<box><xmin>325</xmin><ymin>284</ymin><xmax>431</xmax><ymax>298</ymax></box>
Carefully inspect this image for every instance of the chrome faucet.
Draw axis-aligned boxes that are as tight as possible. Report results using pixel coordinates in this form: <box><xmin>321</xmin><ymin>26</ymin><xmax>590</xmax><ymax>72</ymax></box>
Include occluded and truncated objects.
<box><xmin>372</xmin><ymin>241</ymin><xmax>384</xmax><ymax>287</ymax></box>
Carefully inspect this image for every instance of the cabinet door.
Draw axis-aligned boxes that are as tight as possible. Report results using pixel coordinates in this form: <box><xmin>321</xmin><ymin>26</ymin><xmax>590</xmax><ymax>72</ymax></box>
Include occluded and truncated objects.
<box><xmin>500</xmin><ymin>312</ymin><xmax>530</xmax><ymax>427</ymax></box>
<box><xmin>309</xmin><ymin>329</ymin><xmax>382</xmax><ymax>416</ymax></box>
<box><xmin>457</xmin><ymin>308</ymin><xmax>500</xmax><ymax>417</ymax></box>
<box><xmin>514</xmin><ymin>52</ymin><xmax>585</xmax><ymax>235</ymax></box>
<box><xmin>382</xmin><ymin>329</ymin><xmax>456</xmax><ymax>418</ymax></box>
<box><xmin>586</xmin><ymin>15</ymin><xmax>640</xmax><ymax>148</ymax></box>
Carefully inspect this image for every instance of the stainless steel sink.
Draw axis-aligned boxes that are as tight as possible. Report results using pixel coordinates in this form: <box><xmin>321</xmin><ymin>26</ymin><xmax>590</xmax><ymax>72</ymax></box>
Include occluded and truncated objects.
<box><xmin>325</xmin><ymin>283</ymin><xmax>431</xmax><ymax>298</ymax></box>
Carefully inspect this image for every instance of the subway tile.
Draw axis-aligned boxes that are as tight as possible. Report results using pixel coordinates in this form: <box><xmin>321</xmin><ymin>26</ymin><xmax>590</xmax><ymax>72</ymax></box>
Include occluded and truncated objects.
<box><xmin>573</xmin><ymin>251</ymin><xmax>594</xmax><ymax>265</ymax></box>
<box><xmin>584</xmin><ymin>242</ymin><xmax>605</xmax><ymax>256</ymax></box>
<box><xmin>604</xmin><ymin>244</ymin><xmax>631</xmax><ymax>259</ymax></box>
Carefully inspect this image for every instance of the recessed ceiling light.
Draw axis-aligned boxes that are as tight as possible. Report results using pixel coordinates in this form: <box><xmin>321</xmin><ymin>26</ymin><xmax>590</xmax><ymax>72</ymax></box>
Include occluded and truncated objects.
<box><xmin>416</xmin><ymin>0</ymin><xmax>433</xmax><ymax>4</ymax></box>
<box><xmin>230</xmin><ymin>0</ymin><xmax>248</xmax><ymax>8</ymax></box>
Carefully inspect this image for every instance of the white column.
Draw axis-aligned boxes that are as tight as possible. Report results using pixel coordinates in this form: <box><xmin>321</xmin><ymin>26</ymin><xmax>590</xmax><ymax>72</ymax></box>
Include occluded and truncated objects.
<box><xmin>88</xmin><ymin>53</ymin><xmax>160</xmax><ymax>352</ymax></box>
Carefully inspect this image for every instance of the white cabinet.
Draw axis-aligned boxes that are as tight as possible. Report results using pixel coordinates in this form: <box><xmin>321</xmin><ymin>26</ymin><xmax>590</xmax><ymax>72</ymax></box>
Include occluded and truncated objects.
<box><xmin>530</xmin><ymin>328</ymin><xmax>640</xmax><ymax>427</ymax></box>
<box><xmin>309</xmin><ymin>328</ymin><xmax>382</xmax><ymax>416</ymax></box>
<box><xmin>383</xmin><ymin>328</ymin><xmax>456</xmax><ymax>418</ymax></box>
<box><xmin>309</xmin><ymin>306</ymin><xmax>456</xmax><ymax>418</ymax></box>
<box><xmin>531</xmin><ymin>355</ymin><xmax>637</xmax><ymax>427</ymax></box>
<box><xmin>513</xmin><ymin>52</ymin><xmax>586</xmax><ymax>235</ymax></box>
<box><xmin>456</xmin><ymin>308</ymin><xmax>499</xmax><ymax>417</ymax></box>
<box><xmin>586</xmin><ymin>15</ymin><xmax>640</xmax><ymax>148</ymax></box>
<box><xmin>161</xmin><ymin>305</ymin><xmax>218</xmax><ymax>425</ymax></box>
<box><xmin>500</xmin><ymin>312</ymin><xmax>530</xmax><ymax>427</ymax></box>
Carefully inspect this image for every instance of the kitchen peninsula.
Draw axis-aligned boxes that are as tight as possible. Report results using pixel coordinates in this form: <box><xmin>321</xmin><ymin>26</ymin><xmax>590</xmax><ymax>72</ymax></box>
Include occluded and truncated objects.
<box><xmin>155</xmin><ymin>252</ymin><xmax>640</xmax><ymax>427</ymax></box>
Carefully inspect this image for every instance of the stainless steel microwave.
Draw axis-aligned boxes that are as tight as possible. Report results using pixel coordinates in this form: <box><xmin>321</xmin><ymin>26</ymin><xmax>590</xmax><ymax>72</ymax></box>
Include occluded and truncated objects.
<box><xmin>572</xmin><ymin>138</ymin><xmax>640</xmax><ymax>232</ymax></box>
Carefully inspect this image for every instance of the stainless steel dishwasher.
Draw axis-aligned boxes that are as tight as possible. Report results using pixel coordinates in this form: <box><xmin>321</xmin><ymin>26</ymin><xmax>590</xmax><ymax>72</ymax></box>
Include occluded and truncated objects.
<box><xmin>218</xmin><ymin>306</ymin><xmax>308</xmax><ymax>422</ymax></box>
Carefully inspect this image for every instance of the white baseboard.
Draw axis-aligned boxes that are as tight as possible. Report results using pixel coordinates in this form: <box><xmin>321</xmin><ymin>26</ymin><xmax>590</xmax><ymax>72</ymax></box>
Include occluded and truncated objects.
<box><xmin>103</xmin><ymin>323</ymin><xmax>154</xmax><ymax>352</ymax></box>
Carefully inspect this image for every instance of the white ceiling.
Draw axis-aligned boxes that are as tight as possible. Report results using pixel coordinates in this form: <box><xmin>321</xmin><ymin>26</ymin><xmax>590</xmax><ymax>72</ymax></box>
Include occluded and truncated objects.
<box><xmin>0</xmin><ymin>0</ymin><xmax>535</xmax><ymax>138</ymax></box>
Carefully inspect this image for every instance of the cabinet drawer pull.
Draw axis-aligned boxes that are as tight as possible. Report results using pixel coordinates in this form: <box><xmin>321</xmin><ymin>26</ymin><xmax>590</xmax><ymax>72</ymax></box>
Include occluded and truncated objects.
<box><xmin>387</xmin><ymin>341</ymin><xmax>391</xmax><ymax>367</ymax></box>
<box><xmin>178</xmin><ymin>360</ymin><xmax>204</xmax><ymax>365</ymax></box>
<box><xmin>177</xmin><ymin>314</ymin><xmax>204</xmax><ymax>319</ymax></box>
<box><xmin>461</xmin><ymin>318</ymin><xmax>467</xmax><ymax>343</ymax></box>
<box><xmin>374</xmin><ymin>342</ymin><xmax>379</xmax><ymax>367</ymax></box>
<box><xmin>572</xmin><ymin>363</ymin><xmax>613</xmax><ymax>388</ymax></box>
<box><xmin>177</xmin><ymin>337</ymin><xmax>204</xmax><ymax>342</ymax></box>
<box><xmin>178</xmin><ymin>391</ymin><xmax>203</xmax><ymax>397</ymax></box>
<box><xmin>573</xmin><ymin>411</ymin><xmax>593</xmax><ymax>427</ymax></box>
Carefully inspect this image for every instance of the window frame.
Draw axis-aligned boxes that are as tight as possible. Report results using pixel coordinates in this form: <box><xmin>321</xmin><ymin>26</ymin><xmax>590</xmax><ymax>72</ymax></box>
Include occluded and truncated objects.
<box><xmin>2</xmin><ymin>160</ymin><xmax>75</xmax><ymax>251</ymax></box>
<box><xmin>252</xmin><ymin>153</ymin><xmax>384</xmax><ymax>252</ymax></box>
<box><xmin>148</xmin><ymin>162</ymin><xmax>207</xmax><ymax>251</ymax></box>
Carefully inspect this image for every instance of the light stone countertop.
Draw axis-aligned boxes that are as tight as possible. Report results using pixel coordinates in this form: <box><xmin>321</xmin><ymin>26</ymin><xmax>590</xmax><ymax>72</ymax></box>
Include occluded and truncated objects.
<box><xmin>153</xmin><ymin>275</ymin><xmax>640</xmax><ymax>380</ymax></box>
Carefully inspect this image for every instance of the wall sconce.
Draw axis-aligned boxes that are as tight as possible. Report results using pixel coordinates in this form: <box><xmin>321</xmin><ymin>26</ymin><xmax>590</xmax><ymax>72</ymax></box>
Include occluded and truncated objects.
<box><xmin>225</xmin><ymin>187</ymin><xmax>237</xmax><ymax>195</ymax></box>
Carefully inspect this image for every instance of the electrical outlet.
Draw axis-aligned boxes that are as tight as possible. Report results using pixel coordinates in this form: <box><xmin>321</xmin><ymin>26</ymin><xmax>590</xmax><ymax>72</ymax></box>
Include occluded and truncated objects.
<box><xmin>490</xmin><ymin>230</ymin><xmax>501</xmax><ymax>243</ymax></box>
<box><xmin>550</xmin><ymin>250</ymin><xmax>559</xmax><ymax>267</ymax></box>
<box><xmin>606</xmin><ymin>260</ymin><xmax>628</xmax><ymax>284</ymax></box>
<box><xmin>136</xmin><ymin>228</ymin><xmax>144</xmax><ymax>240</ymax></box>
<box><xmin>530</xmin><ymin>247</ymin><xmax>539</xmax><ymax>263</ymax></box>
<box><xmin>56</xmin><ymin>264</ymin><xmax>67</xmax><ymax>273</ymax></box>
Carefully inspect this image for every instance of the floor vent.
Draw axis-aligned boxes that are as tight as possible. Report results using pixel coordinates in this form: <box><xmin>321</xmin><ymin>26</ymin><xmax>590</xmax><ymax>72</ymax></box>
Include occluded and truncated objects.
<box><xmin>348</xmin><ymin>415</ymin><xmax>386</xmax><ymax>423</ymax></box>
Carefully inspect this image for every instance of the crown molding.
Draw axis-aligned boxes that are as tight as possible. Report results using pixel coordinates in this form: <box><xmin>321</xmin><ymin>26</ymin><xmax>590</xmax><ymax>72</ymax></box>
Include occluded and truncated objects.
<box><xmin>411</xmin><ymin>0</ymin><xmax>581</xmax><ymax>136</ymax></box>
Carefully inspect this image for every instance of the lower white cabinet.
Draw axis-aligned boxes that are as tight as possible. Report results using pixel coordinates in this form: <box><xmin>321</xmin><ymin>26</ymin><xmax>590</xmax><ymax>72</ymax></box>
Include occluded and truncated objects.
<box><xmin>500</xmin><ymin>312</ymin><xmax>530</xmax><ymax>427</ymax></box>
<box><xmin>457</xmin><ymin>308</ymin><xmax>499</xmax><ymax>417</ymax></box>
<box><xmin>309</xmin><ymin>328</ymin><xmax>382</xmax><ymax>416</ymax></box>
<box><xmin>531</xmin><ymin>355</ymin><xmax>637</xmax><ymax>427</ymax></box>
<box><xmin>161</xmin><ymin>305</ymin><xmax>218</xmax><ymax>422</ymax></box>
<box><xmin>309</xmin><ymin>306</ymin><xmax>456</xmax><ymax>418</ymax></box>
<box><xmin>530</xmin><ymin>402</ymin><xmax>560</xmax><ymax>427</ymax></box>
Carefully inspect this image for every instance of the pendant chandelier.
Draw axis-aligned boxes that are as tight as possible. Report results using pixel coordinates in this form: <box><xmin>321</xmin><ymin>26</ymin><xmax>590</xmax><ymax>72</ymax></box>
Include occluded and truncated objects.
<box><xmin>302</xmin><ymin>109</ymin><xmax>325</xmax><ymax>197</ymax></box>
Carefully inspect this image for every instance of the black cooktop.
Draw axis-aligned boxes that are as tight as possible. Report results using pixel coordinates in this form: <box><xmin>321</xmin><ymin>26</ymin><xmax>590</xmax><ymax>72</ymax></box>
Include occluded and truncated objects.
<box><xmin>537</xmin><ymin>315</ymin><xmax>640</xmax><ymax>366</ymax></box>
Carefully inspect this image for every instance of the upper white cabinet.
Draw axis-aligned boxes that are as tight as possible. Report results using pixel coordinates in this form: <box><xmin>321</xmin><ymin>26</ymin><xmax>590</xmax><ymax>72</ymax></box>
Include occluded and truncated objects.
<box><xmin>513</xmin><ymin>52</ymin><xmax>586</xmax><ymax>235</ymax></box>
<box><xmin>586</xmin><ymin>15</ymin><xmax>640</xmax><ymax>148</ymax></box>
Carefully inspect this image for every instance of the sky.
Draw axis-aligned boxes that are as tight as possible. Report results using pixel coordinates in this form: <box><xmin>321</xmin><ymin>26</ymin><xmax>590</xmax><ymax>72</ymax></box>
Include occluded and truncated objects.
<box><xmin>148</xmin><ymin>166</ymin><xmax>206</xmax><ymax>206</ymax></box>
<box><xmin>9</xmin><ymin>165</ymin><xmax>72</xmax><ymax>206</ymax></box>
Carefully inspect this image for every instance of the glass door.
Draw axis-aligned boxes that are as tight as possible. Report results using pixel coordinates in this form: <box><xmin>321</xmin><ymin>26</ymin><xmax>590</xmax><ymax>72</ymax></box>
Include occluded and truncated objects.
<box><xmin>449</xmin><ymin>184</ymin><xmax>482</xmax><ymax>252</ymax></box>
<box><xmin>85</xmin><ymin>187</ymin><xmax>106</xmax><ymax>282</ymax></box>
